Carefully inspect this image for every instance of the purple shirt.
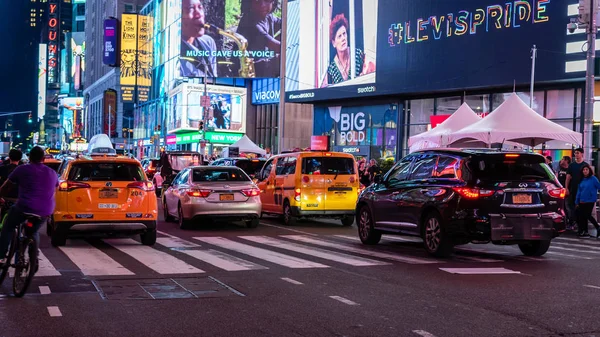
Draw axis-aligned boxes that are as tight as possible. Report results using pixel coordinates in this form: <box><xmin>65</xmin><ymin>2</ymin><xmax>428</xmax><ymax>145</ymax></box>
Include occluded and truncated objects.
<box><xmin>8</xmin><ymin>163</ymin><xmax>58</xmax><ymax>217</ymax></box>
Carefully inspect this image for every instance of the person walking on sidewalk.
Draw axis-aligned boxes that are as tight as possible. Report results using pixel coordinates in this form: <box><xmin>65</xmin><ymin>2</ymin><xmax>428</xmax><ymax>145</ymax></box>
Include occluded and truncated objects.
<box><xmin>565</xmin><ymin>148</ymin><xmax>588</xmax><ymax>231</ymax></box>
<box><xmin>575</xmin><ymin>164</ymin><xmax>600</xmax><ymax>238</ymax></box>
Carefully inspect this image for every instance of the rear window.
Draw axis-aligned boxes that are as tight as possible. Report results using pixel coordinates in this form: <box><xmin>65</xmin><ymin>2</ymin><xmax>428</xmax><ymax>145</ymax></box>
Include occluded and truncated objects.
<box><xmin>192</xmin><ymin>169</ymin><xmax>250</xmax><ymax>182</ymax></box>
<box><xmin>150</xmin><ymin>159</ymin><xmax>160</xmax><ymax>168</ymax></box>
<box><xmin>45</xmin><ymin>162</ymin><xmax>61</xmax><ymax>172</ymax></box>
<box><xmin>301</xmin><ymin>157</ymin><xmax>355</xmax><ymax>175</ymax></box>
<box><xmin>467</xmin><ymin>154</ymin><xmax>554</xmax><ymax>181</ymax></box>
<box><xmin>68</xmin><ymin>162</ymin><xmax>145</xmax><ymax>181</ymax></box>
<box><xmin>235</xmin><ymin>159</ymin><xmax>266</xmax><ymax>176</ymax></box>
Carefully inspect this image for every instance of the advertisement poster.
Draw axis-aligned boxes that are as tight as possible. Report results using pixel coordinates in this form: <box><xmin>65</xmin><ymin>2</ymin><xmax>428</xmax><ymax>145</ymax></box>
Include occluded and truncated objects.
<box><xmin>120</xmin><ymin>14</ymin><xmax>138</xmax><ymax>102</ymax></box>
<box><xmin>37</xmin><ymin>44</ymin><xmax>47</xmax><ymax>121</ymax></box>
<box><xmin>70</xmin><ymin>32</ymin><xmax>85</xmax><ymax>91</ymax></box>
<box><xmin>179</xmin><ymin>0</ymin><xmax>281</xmax><ymax>78</ymax></box>
<box><xmin>103</xmin><ymin>90</ymin><xmax>118</xmax><ymax>136</ymax></box>
<box><xmin>285</xmin><ymin>0</ymin><xmax>576</xmax><ymax>102</ymax></box>
<box><xmin>103</xmin><ymin>18</ymin><xmax>119</xmax><ymax>66</ymax></box>
<box><xmin>137</xmin><ymin>15</ymin><xmax>154</xmax><ymax>102</ymax></box>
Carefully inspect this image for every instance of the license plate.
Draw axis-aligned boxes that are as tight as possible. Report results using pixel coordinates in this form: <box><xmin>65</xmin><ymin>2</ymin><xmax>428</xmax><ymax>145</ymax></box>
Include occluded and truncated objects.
<box><xmin>513</xmin><ymin>194</ymin><xmax>532</xmax><ymax>204</ymax></box>
<box><xmin>99</xmin><ymin>189</ymin><xmax>118</xmax><ymax>199</ymax></box>
<box><xmin>98</xmin><ymin>203</ymin><xmax>120</xmax><ymax>209</ymax></box>
<box><xmin>219</xmin><ymin>194</ymin><xmax>234</xmax><ymax>201</ymax></box>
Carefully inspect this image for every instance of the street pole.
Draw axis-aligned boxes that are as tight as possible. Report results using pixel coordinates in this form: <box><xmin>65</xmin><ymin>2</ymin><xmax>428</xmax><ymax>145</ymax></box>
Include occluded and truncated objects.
<box><xmin>584</xmin><ymin>0</ymin><xmax>597</xmax><ymax>161</ymax></box>
<box><xmin>530</xmin><ymin>45</ymin><xmax>537</xmax><ymax>108</ymax></box>
<box><xmin>277</xmin><ymin>0</ymin><xmax>288</xmax><ymax>154</ymax></box>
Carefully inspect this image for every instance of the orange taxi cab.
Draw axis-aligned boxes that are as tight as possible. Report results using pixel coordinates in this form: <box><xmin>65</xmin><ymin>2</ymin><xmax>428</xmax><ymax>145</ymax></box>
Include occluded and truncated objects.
<box><xmin>48</xmin><ymin>134</ymin><xmax>158</xmax><ymax>247</ymax></box>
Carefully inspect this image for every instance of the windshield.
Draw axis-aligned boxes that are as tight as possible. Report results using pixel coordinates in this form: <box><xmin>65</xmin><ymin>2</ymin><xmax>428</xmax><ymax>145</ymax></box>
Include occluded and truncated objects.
<box><xmin>192</xmin><ymin>168</ymin><xmax>250</xmax><ymax>182</ymax></box>
<box><xmin>467</xmin><ymin>154</ymin><xmax>554</xmax><ymax>182</ymax></box>
<box><xmin>170</xmin><ymin>155</ymin><xmax>201</xmax><ymax>171</ymax></box>
<box><xmin>301</xmin><ymin>157</ymin><xmax>355</xmax><ymax>175</ymax></box>
<box><xmin>235</xmin><ymin>160</ymin><xmax>266</xmax><ymax>176</ymax></box>
<box><xmin>68</xmin><ymin>162</ymin><xmax>145</xmax><ymax>181</ymax></box>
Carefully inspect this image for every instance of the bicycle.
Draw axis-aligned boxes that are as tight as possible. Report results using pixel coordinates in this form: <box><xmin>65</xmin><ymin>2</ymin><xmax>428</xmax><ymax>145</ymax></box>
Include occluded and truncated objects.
<box><xmin>0</xmin><ymin>213</ymin><xmax>42</xmax><ymax>297</ymax></box>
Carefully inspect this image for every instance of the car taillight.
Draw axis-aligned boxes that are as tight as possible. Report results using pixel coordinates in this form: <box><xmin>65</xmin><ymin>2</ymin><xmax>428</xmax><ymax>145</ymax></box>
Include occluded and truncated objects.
<box><xmin>453</xmin><ymin>187</ymin><xmax>494</xmax><ymax>199</ymax></box>
<box><xmin>58</xmin><ymin>180</ymin><xmax>91</xmax><ymax>192</ymax></box>
<box><xmin>148</xmin><ymin>167</ymin><xmax>156</xmax><ymax>172</ymax></box>
<box><xmin>295</xmin><ymin>188</ymin><xmax>301</xmax><ymax>202</ymax></box>
<box><xmin>549</xmin><ymin>188</ymin><xmax>566</xmax><ymax>199</ymax></box>
<box><xmin>187</xmin><ymin>189</ymin><xmax>211</xmax><ymax>197</ymax></box>
<box><xmin>349</xmin><ymin>176</ymin><xmax>355</xmax><ymax>183</ymax></box>
<box><xmin>241</xmin><ymin>188</ymin><xmax>260</xmax><ymax>197</ymax></box>
<box><xmin>302</xmin><ymin>176</ymin><xmax>310</xmax><ymax>183</ymax></box>
<box><xmin>128</xmin><ymin>181</ymin><xmax>155</xmax><ymax>191</ymax></box>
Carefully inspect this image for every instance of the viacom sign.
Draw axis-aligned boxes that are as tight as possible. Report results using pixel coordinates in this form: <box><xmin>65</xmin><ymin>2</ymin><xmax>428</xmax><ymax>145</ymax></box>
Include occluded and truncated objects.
<box><xmin>252</xmin><ymin>78</ymin><xmax>280</xmax><ymax>105</ymax></box>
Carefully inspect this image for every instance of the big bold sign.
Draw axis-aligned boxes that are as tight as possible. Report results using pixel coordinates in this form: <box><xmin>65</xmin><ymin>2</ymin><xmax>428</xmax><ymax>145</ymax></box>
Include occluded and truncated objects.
<box><xmin>47</xmin><ymin>0</ymin><xmax>60</xmax><ymax>86</ymax></box>
<box><xmin>339</xmin><ymin>112</ymin><xmax>366</xmax><ymax>143</ymax></box>
<box><xmin>103</xmin><ymin>19</ymin><xmax>119</xmax><ymax>66</ymax></box>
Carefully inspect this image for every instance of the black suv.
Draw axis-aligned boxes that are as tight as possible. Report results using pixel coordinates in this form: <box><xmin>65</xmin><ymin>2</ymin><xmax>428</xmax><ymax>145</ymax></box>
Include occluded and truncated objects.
<box><xmin>210</xmin><ymin>157</ymin><xmax>267</xmax><ymax>178</ymax></box>
<box><xmin>356</xmin><ymin>149</ymin><xmax>566</xmax><ymax>257</ymax></box>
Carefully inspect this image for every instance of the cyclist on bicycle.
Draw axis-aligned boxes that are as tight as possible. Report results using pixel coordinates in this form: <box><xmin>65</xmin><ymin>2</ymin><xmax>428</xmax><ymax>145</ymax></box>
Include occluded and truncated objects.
<box><xmin>0</xmin><ymin>146</ymin><xmax>58</xmax><ymax>267</ymax></box>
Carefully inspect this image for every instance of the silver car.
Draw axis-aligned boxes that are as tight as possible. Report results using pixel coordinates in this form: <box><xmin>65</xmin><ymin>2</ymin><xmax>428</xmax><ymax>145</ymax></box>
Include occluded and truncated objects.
<box><xmin>163</xmin><ymin>166</ymin><xmax>262</xmax><ymax>229</ymax></box>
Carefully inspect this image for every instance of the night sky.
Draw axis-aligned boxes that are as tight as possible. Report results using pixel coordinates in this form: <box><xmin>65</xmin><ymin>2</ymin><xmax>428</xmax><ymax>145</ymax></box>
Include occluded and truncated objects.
<box><xmin>0</xmin><ymin>0</ymin><xmax>37</xmax><ymax>136</ymax></box>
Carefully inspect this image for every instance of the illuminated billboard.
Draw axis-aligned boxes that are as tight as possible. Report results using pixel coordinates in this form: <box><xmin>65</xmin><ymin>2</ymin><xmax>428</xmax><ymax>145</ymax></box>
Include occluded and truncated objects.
<box><xmin>167</xmin><ymin>83</ymin><xmax>247</xmax><ymax>134</ymax></box>
<box><xmin>179</xmin><ymin>0</ymin><xmax>281</xmax><ymax>78</ymax></box>
<box><xmin>60</xmin><ymin>97</ymin><xmax>85</xmax><ymax>139</ymax></box>
<box><xmin>103</xmin><ymin>18</ymin><xmax>119</xmax><ymax>66</ymax></box>
<box><xmin>103</xmin><ymin>90</ymin><xmax>117</xmax><ymax>136</ymax></box>
<box><xmin>47</xmin><ymin>0</ymin><xmax>60</xmax><ymax>86</ymax></box>
<box><xmin>71</xmin><ymin>33</ymin><xmax>85</xmax><ymax>91</ymax></box>
<box><xmin>120</xmin><ymin>14</ymin><xmax>138</xmax><ymax>102</ymax></box>
<box><xmin>38</xmin><ymin>44</ymin><xmax>47</xmax><ymax>121</ymax></box>
<box><xmin>137</xmin><ymin>15</ymin><xmax>153</xmax><ymax>102</ymax></box>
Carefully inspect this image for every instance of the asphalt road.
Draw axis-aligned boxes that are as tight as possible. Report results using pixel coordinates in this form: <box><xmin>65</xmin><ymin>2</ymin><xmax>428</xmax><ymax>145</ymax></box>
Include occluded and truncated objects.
<box><xmin>1</xmin><ymin>208</ymin><xmax>599</xmax><ymax>337</ymax></box>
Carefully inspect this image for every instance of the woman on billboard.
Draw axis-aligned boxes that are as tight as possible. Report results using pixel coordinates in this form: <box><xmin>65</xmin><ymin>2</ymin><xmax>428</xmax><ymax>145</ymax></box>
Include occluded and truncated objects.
<box><xmin>236</xmin><ymin>0</ymin><xmax>282</xmax><ymax>78</ymax></box>
<box><xmin>325</xmin><ymin>13</ymin><xmax>375</xmax><ymax>86</ymax></box>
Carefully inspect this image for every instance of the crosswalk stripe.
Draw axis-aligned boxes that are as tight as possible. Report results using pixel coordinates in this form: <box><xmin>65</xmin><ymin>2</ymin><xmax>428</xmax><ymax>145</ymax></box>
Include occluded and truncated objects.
<box><xmin>193</xmin><ymin>237</ymin><xmax>329</xmax><ymax>269</ymax></box>
<box><xmin>281</xmin><ymin>235</ymin><xmax>440</xmax><ymax>264</ymax></box>
<box><xmin>156</xmin><ymin>237</ymin><xmax>266</xmax><ymax>271</ymax></box>
<box><xmin>240</xmin><ymin>236</ymin><xmax>389</xmax><ymax>266</ymax></box>
<box><xmin>381</xmin><ymin>236</ymin><xmax>423</xmax><ymax>244</ymax></box>
<box><xmin>439</xmin><ymin>267</ymin><xmax>521</xmax><ymax>275</ymax></box>
<box><xmin>546</xmin><ymin>250</ymin><xmax>593</xmax><ymax>259</ymax></box>
<box><xmin>104</xmin><ymin>238</ymin><xmax>204</xmax><ymax>274</ymax></box>
<box><xmin>37</xmin><ymin>250</ymin><xmax>61</xmax><ymax>276</ymax></box>
<box><xmin>59</xmin><ymin>242</ymin><xmax>134</xmax><ymax>276</ymax></box>
<box><xmin>552</xmin><ymin>241</ymin><xmax>600</xmax><ymax>251</ymax></box>
<box><xmin>555</xmin><ymin>237</ymin><xmax>597</xmax><ymax>243</ymax></box>
<box><xmin>453</xmin><ymin>255</ymin><xmax>504</xmax><ymax>263</ymax></box>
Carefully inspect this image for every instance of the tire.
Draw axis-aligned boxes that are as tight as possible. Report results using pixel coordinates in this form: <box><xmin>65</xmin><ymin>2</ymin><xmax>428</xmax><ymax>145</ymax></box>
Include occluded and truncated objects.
<box><xmin>163</xmin><ymin>200</ymin><xmax>174</xmax><ymax>222</ymax></box>
<box><xmin>282</xmin><ymin>201</ymin><xmax>297</xmax><ymax>226</ymax></box>
<box><xmin>13</xmin><ymin>239</ymin><xmax>37</xmax><ymax>298</ymax></box>
<box><xmin>178</xmin><ymin>204</ymin><xmax>189</xmax><ymax>230</ymax></box>
<box><xmin>357</xmin><ymin>206</ymin><xmax>381</xmax><ymax>245</ymax></box>
<box><xmin>51</xmin><ymin>229</ymin><xmax>67</xmax><ymax>247</ymax></box>
<box><xmin>0</xmin><ymin>229</ymin><xmax>18</xmax><ymax>286</ymax></box>
<box><xmin>341</xmin><ymin>216</ymin><xmax>354</xmax><ymax>227</ymax></box>
<box><xmin>422</xmin><ymin>211</ymin><xmax>454</xmax><ymax>258</ymax></box>
<box><xmin>46</xmin><ymin>219</ymin><xmax>54</xmax><ymax>236</ymax></box>
<box><xmin>518</xmin><ymin>240</ymin><xmax>551</xmax><ymax>256</ymax></box>
<box><xmin>140</xmin><ymin>229</ymin><xmax>157</xmax><ymax>246</ymax></box>
<box><xmin>246</xmin><ymin>218</ymin><xmax>259</xmax><ymax>229</ymax></box>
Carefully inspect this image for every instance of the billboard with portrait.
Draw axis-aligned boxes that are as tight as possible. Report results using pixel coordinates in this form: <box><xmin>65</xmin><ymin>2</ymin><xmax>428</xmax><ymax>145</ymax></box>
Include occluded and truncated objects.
<box><xmin>179</xmin><ymin>0</ymin><xmax>281</xmax><ymax>78</ymax></box>
<box><xmin>285</xmin><ymin>0</ymin><xmax>581</xmax><ymax>102</ymax></box>
<box><xmin>168</xmin><ymin>83</ymin><xmax>247</xmax><ymax>133</ymax></box>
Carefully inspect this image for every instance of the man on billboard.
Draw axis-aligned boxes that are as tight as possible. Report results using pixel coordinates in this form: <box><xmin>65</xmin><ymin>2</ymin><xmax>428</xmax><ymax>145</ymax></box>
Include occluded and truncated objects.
<box><xmin>180</xmin><ymin>0</ymin><xmax>218</xmax><ymax>77</ymax></box>
<box><xmin>236</xmin><ymin>0</ymin><xmax>282</xmax><ymax>78</ymax></box>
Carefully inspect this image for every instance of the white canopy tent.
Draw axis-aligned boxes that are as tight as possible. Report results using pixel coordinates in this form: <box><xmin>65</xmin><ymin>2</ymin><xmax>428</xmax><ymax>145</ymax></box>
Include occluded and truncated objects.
<box><xmin>408</xmin><ymin>103</ymin><xmax>482</xmax><ymax>153</ymax></box>
<box><xmin>447</xmin><ymin>93</ymin><xmax>582</xmax><ymax>147</ymax></box>
<box><xmin>222</xmin><ymin>135</ymin><xmax>267</xmax><ymax>157</ymax></box>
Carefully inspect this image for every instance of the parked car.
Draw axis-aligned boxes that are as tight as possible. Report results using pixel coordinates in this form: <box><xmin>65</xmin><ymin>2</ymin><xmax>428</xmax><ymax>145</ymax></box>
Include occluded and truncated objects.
<box><xmin>356</xmin><ymin>149</ymin><xmax>566</xmax><ymax>257</ymax></box>
<box><xmin>163</xmin><ymin>166</ymin><xmax>261</xmax><ymax>229</ymax></box>
<box><xmin>210</xmin><ymin>157</ymin><xmax>267</xmax><ymax>178</ymax></box>
<box><xmin>142</xmin><ymin>158</ymin><xmax>160</xmax><ymax>180</ymax></box>
<box><xmin>153</xmin><ymin>151</ymin><xmax>203</xmax><ymax>198</ymax></box>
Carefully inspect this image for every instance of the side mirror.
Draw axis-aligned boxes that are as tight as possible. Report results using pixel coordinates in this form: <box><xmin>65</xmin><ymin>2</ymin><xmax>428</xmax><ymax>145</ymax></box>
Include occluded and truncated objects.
<box><xmin>374</xmin><ymin>175</ymin><xmax>382</xmax><ymax>184</ymax></box>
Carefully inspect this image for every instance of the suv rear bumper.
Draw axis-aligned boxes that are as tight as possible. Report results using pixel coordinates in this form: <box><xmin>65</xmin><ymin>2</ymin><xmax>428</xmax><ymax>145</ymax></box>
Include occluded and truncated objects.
<box><xmin>291</xmin><ymin>207</ymin><xmax>354</xmax><ymax>218</ymax></box>
<box><xmin>54</xmin><ymin>220</ymin><xmax>157</xmax><ymax>236</ymax></box>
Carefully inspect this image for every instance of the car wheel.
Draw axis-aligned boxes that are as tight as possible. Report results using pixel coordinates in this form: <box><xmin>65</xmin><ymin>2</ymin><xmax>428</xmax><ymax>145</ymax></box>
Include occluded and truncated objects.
<box><xmin>422</xmin><ymin>212</ymin><xmax>454</xmax><ymax>258</ymax></box>
<box><xmin>163</xmin><ymin>199</ymin><xmax>174</xmax><ymax>222</ymax></box>
<box><xmin>518</xmin><ymin>240</ymin><xmax>551</xmax><ymax>256</ymax></box>
<box><xmin>341</xmin><ymin>216</ymin><xmax>354</xmax><ymax>227</ymax></box>
<box><xmin>46</xmin><ymin>219</ymin><xmax>54</xmax><ymax>236</ymax></box>
<box><xmin>178</xmin><ymin>204</ymin><xmax>189</xmax><ymax>230</ymax></box>
<box><xmin>357</xmin><ymin>206</ymin><xmax>381</xmax><ymax>245</ymax></box>
<box><xmin>50</xmin><ymin>230</ymin><xmax>67</xmax><ymax>247</ymax></box>
<box><xmin>140</xmin><ymin>229</ymin><xmax>157</xmax><ymax>246</ymax></box>
<box><xmin>282</xmin><ymin>201</ymin><xmax>297</xmax><ymax>226</ymax></box>
<box><xmin>246</xmin><ymin>219</ymin><xmax>259</xmax><ymax>228</ymax></box>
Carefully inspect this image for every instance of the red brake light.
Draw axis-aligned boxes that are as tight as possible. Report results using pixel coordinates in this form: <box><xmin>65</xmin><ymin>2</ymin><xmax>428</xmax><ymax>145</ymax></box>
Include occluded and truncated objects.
<box><xmin>58</xmin><ymin>180</ymin><xmax>91</xmax><ymax>192</ymax></box>
<box><xmin>294</xmin><ymin>188</ymin><xmax>301</xmax><ymax>201</ymax></box>
<box><xmin>325</xmin><ymin>153</ymin><xmax>332</xmax><ymax>156</ymax></box>
<box><xmin>187</xmin><ymin>189</ymin><xmax>211</xmax><ymax>197</ymax></box>
<box><xmin>302</xmin><ymin>176</ymin><xmax>310</xmax><ymax>183</ymax></box>
<box><xmin>453</xmin><ymin>187</ymin><xmax>494</xmax><ymax>199</ymax></box>
<box><xmin>128</xmin><ymin>181</ymin><xmax>155</xmax><ymax>192</ymax></box>
<box><xmin>241</xmin><ymin>188</ymin><xmax>260</xmax><ymax>197</ymax></box>
<box><xmin>349</xmin><ymin>176</ymin><xmax>356</xmax><ymax>183</ymax></box>
<box><xmin>505</xmin><ymin>154</ymin><xmax>520</xmax><ymax>158</ymax></box>
<box><xmin>549</xmin><ymin>188</ymin><xmax>566</xmax><ymax>199</ymax></box>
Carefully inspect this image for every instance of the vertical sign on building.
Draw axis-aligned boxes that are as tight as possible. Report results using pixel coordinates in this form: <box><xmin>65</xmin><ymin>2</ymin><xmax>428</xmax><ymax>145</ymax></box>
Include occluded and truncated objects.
<box><xmin>103</xmin><ymin>18</ymin><xmax>119</xmax><ymax>66</ymax></box>
<box><xmin>137</xmin><ymin>15</ymin><xmax>153</xmax><ymax>102</ymax></box>
<box><xmin>38</xmin><ymin>44</ymin><xmax>47</xmax><ymax>121</ymax></box>
<box><xmin>47</xmin><ymin>0</ymin><xmax>60</xmax><ymax>86</ymax></box>
<box><xmin>120</xmin><ymin>14</ymin><xmax>138</xmax><ymax>102</ymax></box>
<box><xmin>103</xmin><ymin>90</ymin><xmax>117</xmax><ymax>136</ymax></box>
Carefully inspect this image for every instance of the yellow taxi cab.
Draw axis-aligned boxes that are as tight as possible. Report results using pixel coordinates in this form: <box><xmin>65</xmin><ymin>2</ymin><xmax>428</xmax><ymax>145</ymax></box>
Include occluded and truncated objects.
<box><xmin>48</xmin><ymin>134</ymin><xmax>158</xmax><ymax>247</ymax></box>
<box><xmin>255</xmin><ymin>151</ymin><xmax>359</xmax><ymax>226</ymax></box>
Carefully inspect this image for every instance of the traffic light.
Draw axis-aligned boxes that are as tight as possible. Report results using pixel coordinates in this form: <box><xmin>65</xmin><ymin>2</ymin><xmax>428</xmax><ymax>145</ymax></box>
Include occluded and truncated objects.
<box><xmin>28</xmin><ymin>113</ymin><xmax>32</xmax><ymax>124</ymax></box>
<box><xmin>199</xmin><ymin>121</ymin><xmax>204</xmax><ymax>132</ymax></box>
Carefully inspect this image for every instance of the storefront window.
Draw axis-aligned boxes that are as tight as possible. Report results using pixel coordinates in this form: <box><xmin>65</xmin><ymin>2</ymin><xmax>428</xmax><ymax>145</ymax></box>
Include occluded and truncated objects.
<box><xmin>492</xmin><ymin>92</ymin><xmax>545</xmax><ymax>115</ymax></box>
<box><xmin>464</xmin><ymin>94</ymin><xmax>490</xmax><ymax>114</ymax></box>
<box><xmin>408</xmin><ymin>99</ymin><xmax>434</xmax><ymax>140</ymax></box>
<box><xmin>436</xmin><ymin>96</ymin><xmax>462</xmax><ymax>115</ymax></box>
<box><xmin>546</xmin><ymin>89</ymin><xmax>575</xmax><ymax>119</ymax></box>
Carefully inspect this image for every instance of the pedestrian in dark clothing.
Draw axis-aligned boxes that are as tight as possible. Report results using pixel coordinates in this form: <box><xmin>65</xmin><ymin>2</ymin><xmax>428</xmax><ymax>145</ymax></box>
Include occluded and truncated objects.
<box><xmin>0</xmin><ymin>150</ymin><xmax>23</xmax><ymax>200</ymax></box>
<box><xmin>575</xmin><ymin>164</ymin><xmax>600</xmax><ymax>238</ymax></box>
<box><xmin>367</xmin><ymin>159</ymin><xmax>381</xmax><ymax>184</ymax></box>
<box><xmin>566</xmin><ymin>148</ymin><xmax>589</xmax><ymax>230</ymax></box>
<box><xmin>557</xmin><ymin>159</ymin><xmax>568</xmax><ymax>188</ymax></box>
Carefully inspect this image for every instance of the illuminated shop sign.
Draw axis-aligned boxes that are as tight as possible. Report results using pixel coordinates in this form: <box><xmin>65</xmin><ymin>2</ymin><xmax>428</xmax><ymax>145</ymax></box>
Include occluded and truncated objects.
<box><xmin>47</xmin><ymin>0</ymin><xmax>60</xmax><ymax>86</ymax></box>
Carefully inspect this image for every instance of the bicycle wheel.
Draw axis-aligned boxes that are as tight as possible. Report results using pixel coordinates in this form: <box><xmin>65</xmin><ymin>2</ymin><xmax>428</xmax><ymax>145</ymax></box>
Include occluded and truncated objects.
<box><xmin>13</xmin><ymin>238</ymin><xmax>37</xmax><ymax>298</ymax></box>
<box><xmin>0</xmin><ymin>228</ymin><xmax>18</xmax><ymax>287</ymax></box>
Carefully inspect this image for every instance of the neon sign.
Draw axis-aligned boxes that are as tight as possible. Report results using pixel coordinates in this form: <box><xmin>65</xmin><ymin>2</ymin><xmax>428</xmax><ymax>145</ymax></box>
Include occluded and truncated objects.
<box><xmin>388</xmin><ymin>0</ymin><xmax>551</xmax><ymax>47</ymax></box>
<box><xmin>47</xmin><ymin>0</ymin><xmax>59</xmax><ymax>85</ymax></box>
